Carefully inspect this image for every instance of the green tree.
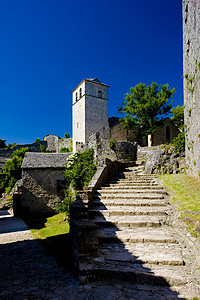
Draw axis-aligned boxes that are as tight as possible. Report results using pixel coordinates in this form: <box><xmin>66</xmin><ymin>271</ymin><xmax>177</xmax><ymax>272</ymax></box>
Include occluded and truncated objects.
<box><xmin>119</xmin><ymin>82</ymin><xmax>175</xmax><ymax>141</ymax></box>
<box><xmin>170</xmin><ymin>105</ymin><xmax>184</xmax><ymax>130</ymax></box>
<box><xmin>0</xmin><ymin>147</ymin><xmax>28</xmax><ymax>194</ymax></box>
<box><xmin>64</xmin><ymin>133</ymin><xmax>70</xmax><ymax>138</ymax></box>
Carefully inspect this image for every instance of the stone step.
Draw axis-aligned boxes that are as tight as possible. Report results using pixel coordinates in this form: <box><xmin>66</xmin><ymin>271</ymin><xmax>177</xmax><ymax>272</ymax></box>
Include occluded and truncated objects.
<box><xmin>89</xmin><ymin>206</ymin><xmax>170</xmax><ymax>217</ymax></box>
<box><xmin>92</xmin><ymin>199</ymin><xmax>168</xmax><ymax>207</ymax></box>
<box><xmin>80</xmin><ymin>261</ymin><xmax>188</xmax><ymax>287</ymax></box>
<box><xmin>96</xmin><ymin>189</ymin><xmax>166</xmax><ymax>195</ymax></box>
<box><xmin>101</xmin><ymin>185</ymin><xmax>164</xmax><ymax>190</ymax></box>
<box><xmin>98</xmin><ymin>227</ymin><xmax>177</xmax><ymax>244</ymax></box>
<box><xmin>109</xmin><ymin>179</ymin><xmax>157</xmax><ymax>184</ymax></box>
<box><xmin>97</xmin><ymin>242</ymin><xmax>184</xmax><ymax>266</ymax></box>
<box><xmin>92</xmin><ymin>215</ymin><xmax>166</xmax><ymax>228</ymax></box>
<box><xmin>94</xmin><ymin>194</ymin><xmax>165</xmax><ymax>200</ymax></box>
<box><xmin>105</xmin><ymin>182</ymin><xmax>159</xmax><ymax>187</ymax></box>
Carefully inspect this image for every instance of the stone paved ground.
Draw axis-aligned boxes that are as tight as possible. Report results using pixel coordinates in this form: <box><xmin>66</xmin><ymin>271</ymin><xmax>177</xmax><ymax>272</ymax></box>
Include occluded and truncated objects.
<box><xmin>0</xmin><ymin>210</ymin><xmax>199</xmax><ymax>299</ymax></box>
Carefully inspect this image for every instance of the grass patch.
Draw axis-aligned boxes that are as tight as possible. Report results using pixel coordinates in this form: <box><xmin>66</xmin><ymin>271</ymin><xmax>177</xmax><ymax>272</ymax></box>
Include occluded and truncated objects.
<box><xmin>158</xmin><ymin>174</ymin><xmax>200</xmax><ymax>237</ymax></box>
<box><xmin>29</xmin><ymin>213</ymin><xmax>69</xmax><ymax>240</ymax></box>
<box><xmin>26</xmin><ymin>213</ymin><xmax>71</xmax><ymax>269</ymax></box>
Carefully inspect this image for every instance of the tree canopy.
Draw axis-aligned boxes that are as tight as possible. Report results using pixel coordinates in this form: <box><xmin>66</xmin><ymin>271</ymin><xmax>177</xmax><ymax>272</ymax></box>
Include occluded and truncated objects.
<box><xmin>170</xmin><ymin>105</ymin><xmax>184</xmax><ymax>131</ymax></box>
<box><xmin>119</xmin><ymin>82</ymin><xmax>175</xmax><ymax>140</ymax></box>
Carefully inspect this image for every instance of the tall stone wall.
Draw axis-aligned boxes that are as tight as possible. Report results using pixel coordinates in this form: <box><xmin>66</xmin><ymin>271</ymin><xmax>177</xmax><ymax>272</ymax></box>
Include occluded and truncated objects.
<box><xmin>183</xmin><ymin>0</ymin><xmax>200</xmax><ymax>177</ymax></box>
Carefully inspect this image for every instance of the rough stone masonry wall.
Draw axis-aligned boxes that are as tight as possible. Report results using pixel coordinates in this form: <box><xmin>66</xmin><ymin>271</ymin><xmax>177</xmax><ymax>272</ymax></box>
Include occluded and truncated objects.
<box><xmin>22</xmin><ymin>169</ymin><xmax>65</xmax><ymax>216</ymax></box>
<box><xmin>183</xmin><ymin>0</ymin><xmax>200</xmax><ymax>177</ymax></box>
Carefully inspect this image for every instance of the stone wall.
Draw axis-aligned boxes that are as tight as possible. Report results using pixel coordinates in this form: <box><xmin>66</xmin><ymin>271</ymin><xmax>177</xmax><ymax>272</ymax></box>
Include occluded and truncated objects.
<box><xmin>152</xmin><ymin>118</ymin><xmax>180</xmax><ymax>146</ymax></box>
<box><xmin>21</xmin><ymin>152</ymin><xmax>71</xmax><ymax>216</ymax></box>
<box><xmin>22</xmin><ymin>169</ymin><xmax>65</xmax><ymax>216</ymax></box>
<box><xmin>43</xmin><ymin>135</ymin><xmax>72</xmax><ymax>152</ymax></box>
<box><xmin>183</xmin><ymin>0</ymin><xmax>200</xmax><ymax>177</ymax></box>
<box><xmin>143</xmin><ymin>146</ymin><xmax>185</xmax><ymax>174</ymax></box>
<box><xmin>76</xmin><ymin>132</ymin><xmax>137</xmax><ymax>163</ymax></box>
<box><xmin>0</xmin><ymin>141</ymin><xmax>47</xmax><ymax>158</ymax></box>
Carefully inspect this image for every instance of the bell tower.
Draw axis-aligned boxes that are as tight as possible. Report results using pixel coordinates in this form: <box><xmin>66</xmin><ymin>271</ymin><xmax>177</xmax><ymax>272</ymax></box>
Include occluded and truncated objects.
<box><xmin>72</xmin><ymin>78</ymin><xmax>109</xmax><ymax>152</ymax></box>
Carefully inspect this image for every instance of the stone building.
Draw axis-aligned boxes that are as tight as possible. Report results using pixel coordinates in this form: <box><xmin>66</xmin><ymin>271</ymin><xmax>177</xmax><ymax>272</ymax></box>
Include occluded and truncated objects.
<box><xmin>183</xmin><ymin>0</ymin><xmax>200</xmax><ymax>177</ymax></box>
<box><xmin>108</xmin><ymin>117</ymin><xmax>179</xmax><ymax>146</ymax></box>
<box><xmin>72</xmin><ymin>78</ymin><xmax>109</xmax><ymax>152</ymax></box>
<box><xmin>43</xmin><ymin>134</ymin><xmax>72</xmax><ymax>152</ymax></box>
<box><xmin>21</xmin><ymin>152</ymin><xmax>71</xmax><ymax>216</ymax></box>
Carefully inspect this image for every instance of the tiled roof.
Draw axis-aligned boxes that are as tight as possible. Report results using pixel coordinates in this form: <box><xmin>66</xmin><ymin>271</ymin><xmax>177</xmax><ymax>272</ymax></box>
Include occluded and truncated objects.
<box><xmin>21</xmin><ymin>152</ymin><xmax>72</xmax><ymax>169</ymax></box>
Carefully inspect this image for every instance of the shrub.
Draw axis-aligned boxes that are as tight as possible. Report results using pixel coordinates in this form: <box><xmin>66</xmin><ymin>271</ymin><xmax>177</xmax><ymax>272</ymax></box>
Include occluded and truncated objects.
<box><xmin>0</xmin><ymin>147</ymin><xmax>28</xmax><ymax>194</ymax></box>
<box><xmin>64</xmin><ymin>133</ymin><xmax>70</xmax><ymax>138</ymax></box>
<box><xmin>172</xmin><ymin>132</ymin><xmax>185</xmax><ymax>152</ymax></box>
<box><xmin>65</xmin><ymin>149</ymin><xmax>97</xmax><ymax>190</ymax></box>
<box><xmin>56</xmin><ymin>149</ymin><xmax>97</xmax><ymax>216</ymax></box>
<box><xmin>109</xmin><ymin>138</ymin><xmax>116</xmax><ymax>150</ymax></box>
<box><xmin>59</xmin><ymin>147</ymin><xmax>70</xmax><ymax>153</ymax></box>
<box><xmin>55</xmin><ymin>186</ymin><xmax>76</xmax><ymax>218</ymax></box>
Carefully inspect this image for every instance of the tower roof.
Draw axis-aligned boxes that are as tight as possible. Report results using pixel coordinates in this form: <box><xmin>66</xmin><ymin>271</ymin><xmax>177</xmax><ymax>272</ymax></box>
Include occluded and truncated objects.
<box><xmin>72</xmin><ymin>78</ymin><xmax>109</xmax><ymax>92</ymax></box>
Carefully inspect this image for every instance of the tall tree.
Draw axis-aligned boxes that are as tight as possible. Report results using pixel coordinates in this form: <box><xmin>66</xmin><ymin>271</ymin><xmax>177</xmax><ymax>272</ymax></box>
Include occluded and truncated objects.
<box><xmin>170</xmin><ymin>105</ymin><xmax>184</xmax><ymax>131</ymax></box>
<box><xmin>119</xmin><ymin>82</ymin><xmax>175</xmax><ymax>141</ymax></box>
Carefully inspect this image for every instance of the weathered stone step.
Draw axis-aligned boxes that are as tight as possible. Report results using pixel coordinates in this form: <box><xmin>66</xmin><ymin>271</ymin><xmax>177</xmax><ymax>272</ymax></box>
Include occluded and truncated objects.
<box><xmin>96</xmin><ymin>189</ymin><xmax>166</xmax><ymax>195</ymax></box>
<box><xmin>94</xmin><ymin>194</ymin><xmax>165</xmax><ymax>200</ymax></box>
<box><xmin>98</xmin><ymin>227</ymin><xmax>177</xmax><ymax>243</ymax></box>
<box><xmin>81</xmin><ymin>261</ymin><xmax>188</xmax><ymax>287</ymax></box>
<box><xmin>97</xmin><ymin>242</ymin><xmax>184</xmax><ymax>266</ymax></box>
<box><xmin>92</xmin><ymin>199</ymin><xmax>168</xmax><ymax>207</ymax></box>
<box><xmin>101</xmin><ymin>185</ymin><xmax>164</xmax><ymax>190</ymax></box>
<box><xmin>108</xmin><ymin>180</ymin><xmax>158</xmax><ymax>185</ymax></box>
<box><xmin>89</xmin><ymin>206</ymin><xmax>169</xmax><ymax>217</ymax></box>
<box><xmin>92</xmin><ymin>215</ymin><xmax>165</xmax><ymax>228</ymax></box>
<box><xmin>105</xmin><ymin>182</ymin><xmax>159</xmax><ymax>187</ymax></box>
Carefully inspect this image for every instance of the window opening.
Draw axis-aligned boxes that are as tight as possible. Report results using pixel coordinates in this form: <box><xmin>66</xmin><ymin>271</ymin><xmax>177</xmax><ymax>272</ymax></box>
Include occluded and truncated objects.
<box><xmin>79</xmin><ymin>88</ymin><xmax>82</xmax><ymax>98</ymax></box>
<box><xmin>98</xmin><ymin>90</ymin><xmax>102</xmax><ymax>98</ymax></box>
<box><xmin>76</xmin><ymin>92</ymin><xmax>78</xmax><ymax>101</ymax></box>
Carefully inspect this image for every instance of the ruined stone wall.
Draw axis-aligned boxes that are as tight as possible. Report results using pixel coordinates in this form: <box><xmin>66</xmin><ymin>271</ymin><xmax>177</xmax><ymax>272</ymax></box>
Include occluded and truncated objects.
<box><xmin>22</xmin><ymin>169</ymin><xmax>65</xmax><ymax>216</ymax></box>
<box><xmin>183</xmin><ymin>0</ymin><xmax>200</xmax><ymax>177</ymax></box>
<box><xmin>76</xmin><ymin>132</ymin><xmax>137</xmax><ymax>163</ymax></box>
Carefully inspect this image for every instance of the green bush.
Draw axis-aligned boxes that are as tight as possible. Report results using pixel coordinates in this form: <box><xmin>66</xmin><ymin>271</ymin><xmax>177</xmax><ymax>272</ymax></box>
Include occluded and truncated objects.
<box><xmin>0</xmin><ymin>147</ymin><xmax>28</xmax><ymax>194</ymax></box>
<box><xmin>65</xmin><ymin>148</ymin><xmax>97</xmax><ymax>190</ymax></box>
<box><xmin>55</xmin><ymin>186</ymin><xmax>76</xmax><ymax>218</ymax></box>
<box><xmin>59</xmin><ymin>147</ymin><xmax>70</xmax><ymax>153</ymax></box>
<box><xmin>109</xmin><ymin>138</ymin><xmax>116</xmax><ymax>150</ymax></box>
<box><xmin>56</xmin><ymin>149</ymin><xmax>97</xmax><ymax>216</ymax></box>
<box><xmin>172</xmin><ymin>132</ymin><xmax>185</xmax><ymax>152</ymax></box>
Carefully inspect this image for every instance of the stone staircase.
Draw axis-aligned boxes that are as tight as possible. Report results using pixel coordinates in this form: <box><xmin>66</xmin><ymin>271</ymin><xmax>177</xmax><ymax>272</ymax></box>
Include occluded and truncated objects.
<box><xmin>83</xmin><ymin>165</ymin><xmax>200</xmax><ymax>297</ymax></box>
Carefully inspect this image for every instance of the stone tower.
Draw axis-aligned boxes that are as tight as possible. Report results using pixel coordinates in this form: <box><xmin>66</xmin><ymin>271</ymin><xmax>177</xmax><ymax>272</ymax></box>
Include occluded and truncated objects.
<box><xmin>72</xmin><ymin>78</ymin><xmax>109</xmax><ymax>152</ymax></box>
<box><xmin>183</xmin><ymin>0</ymin><xmax>200</xmax><ymax>177</ymax></box>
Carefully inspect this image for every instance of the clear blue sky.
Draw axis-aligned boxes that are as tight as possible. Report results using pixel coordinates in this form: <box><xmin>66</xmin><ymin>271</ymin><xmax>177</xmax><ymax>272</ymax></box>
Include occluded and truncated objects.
<box><xmin>0</xmin><ymin>0</ymin><xmax>183</xmax><ymax>145</ymax></box>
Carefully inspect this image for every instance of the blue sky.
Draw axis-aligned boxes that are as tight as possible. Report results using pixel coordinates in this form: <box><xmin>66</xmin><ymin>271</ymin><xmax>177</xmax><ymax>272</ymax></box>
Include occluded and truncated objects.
<box><xmin>0</xmin><ymin>0</ymin><xmax>183</xmax><ymax>145</ymax></box>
